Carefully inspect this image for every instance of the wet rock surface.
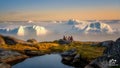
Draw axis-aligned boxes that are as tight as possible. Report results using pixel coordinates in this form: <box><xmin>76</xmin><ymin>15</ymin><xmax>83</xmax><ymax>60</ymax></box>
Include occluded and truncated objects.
<box><xmin>24</xmin><ymin>49</ymin><xmax>44</xmax><ymax>56</ymax></box>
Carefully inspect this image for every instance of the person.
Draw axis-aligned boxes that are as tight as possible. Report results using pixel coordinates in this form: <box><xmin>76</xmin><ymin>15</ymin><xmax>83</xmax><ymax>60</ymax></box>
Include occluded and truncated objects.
<box><xmin>63</xmin><ymin>35</ymin><xmax>67</xmax><ymax>41</ymax></box>
<box><xmin>70</xmin><ymin>36</ymin><xmax>73</xmax><ymax>42</ymax></box>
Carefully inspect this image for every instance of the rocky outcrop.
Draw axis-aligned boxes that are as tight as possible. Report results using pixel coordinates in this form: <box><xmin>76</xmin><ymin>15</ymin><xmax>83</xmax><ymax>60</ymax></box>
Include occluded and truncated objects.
<box><xmin>61</xmin><ymin>49</ymin><xmax>77</xmax><ymax>57</ymax></box>
<box><xmin>24</xmin><ymin>49</ymin><xmax>44</xmax><ymax>56</ymax></box>
<box><xmin>0</xmin><ymin>34</ymin><xmax>24</xmax><ymax>45</ymax></box>
<box><xmin>2</xmin><ymin>36</ymin><xmax>18</xmax><ymax>45</ymax></box>
<box><xmin>0</xmin><ymin>62</ymin><xmax>11</xmax><ymax>68</ymax></box>
<box><xmin>27</xmin><ymin>39</ymin><xmax>38</xmax><ymax>44</ymax></box>
<box><xmin>0</xmin><ymin>34</ymin><xmax>33</xmax><ymax>45</ymax></box>
<box><xmin>61</xmin><ymin>49</ymin><xmax>89</xmax><ymax>67</ymax></box>
<box><xmin>85</xmin><ymin>37</ymin><xmax>120</xmax><ymax>68</ymax></box>
<box><xmin>99</xmin><ymin>40</ymin><xmax>114</xmax><ymax>47</ymax></box>
<box><xmin>0</xmin><ymin>48</ymin><xmax>28</xmax><ymax>65</ymax></box>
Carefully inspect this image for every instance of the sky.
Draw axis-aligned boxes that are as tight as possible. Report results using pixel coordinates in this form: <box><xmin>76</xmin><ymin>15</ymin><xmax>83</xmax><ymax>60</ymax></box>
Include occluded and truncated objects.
<box><xmin>0</xmin><ymin>0</ymin><xmax>120</xmax><ymax>21</ymax></box>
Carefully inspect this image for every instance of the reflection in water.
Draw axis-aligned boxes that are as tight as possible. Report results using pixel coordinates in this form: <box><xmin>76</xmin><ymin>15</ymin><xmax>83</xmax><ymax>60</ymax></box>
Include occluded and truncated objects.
<box><xmin>12</xmin><ymin>54</ymin><xmax>74</xmax><ymax>68</ymax></box>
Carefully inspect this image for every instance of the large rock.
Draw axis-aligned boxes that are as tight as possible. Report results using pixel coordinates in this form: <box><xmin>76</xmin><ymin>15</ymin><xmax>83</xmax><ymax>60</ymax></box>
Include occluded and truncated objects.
<box><xmin>61</xmin><ymin>48</ymin><xmax>77</xmax><ymax>57</ymax></box>
<box><xmin>61</xmin><ymin>49</ymin><xmax>89</xmax><ymax>67</ymax></box>
<box><xmin>85</xmin><ymin>37</ymin><xmax>120</xmax><ymax>68</ymax></box>
<box><xmin>61</xmin><ymin>49</ymin><xmax>77</xmax><ymax>63</ymax></box>
<box><xmin>0</xmin><ymin>34</ymin><xmax>32</xmax><ymax>45</ymax></box>
<box><xmin>100</xmin><ymin>40</ymin><xmax>114</xmax><ymax>47</ymax></box>
<box><xmin>24</xmin><ymin>49</ymin><xmax>43</xmax><ymax>56</ymax></box>
<box><xmin>2</xmin><ymin>36</ymin><xmax>18</xmax><ymax>45</ymax></box>
<box><xmin>0</xmin><ymin>34</ymin><xmax>22</xmax><ymax>45</ymax></box>
<box><xmin>0</xmin><ymin>49</ymin><xmax>28</xmax><ymax>65</ymax></box>
<box><xmin>0</xmin><ymin>63</ymin><xmax>11</xmax><ymax>68</ymax></box>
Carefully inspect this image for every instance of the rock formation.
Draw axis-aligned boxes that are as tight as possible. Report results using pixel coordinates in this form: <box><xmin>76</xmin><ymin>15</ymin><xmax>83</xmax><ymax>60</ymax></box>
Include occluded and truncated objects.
<box><xmin>0</xmin><ymin>62</ymin><xmax>11</xmax><ymax>68</ymax></box>
<box><xmin>27</xmin><ymin>39</ymin><xmax>38</xmax><ymax>44</ymax></box>
<box><xmin>0</xmin><ymin>34</ymin><xmax>34</xmax><ymax>45</ymax></box>
<box><xmin>0</xmin><ymin>48</ymin><xmax>28</xmax><ymax>67</ymax></box>
<box><xmin>85</xmin><ymin>37</ymin><xmax>120</xmax><ymax>68</ymax></box>
<box><xmin>61</xmin><ymin>49</ymin><xmax>89</xmax><ymax>68</ymax></box>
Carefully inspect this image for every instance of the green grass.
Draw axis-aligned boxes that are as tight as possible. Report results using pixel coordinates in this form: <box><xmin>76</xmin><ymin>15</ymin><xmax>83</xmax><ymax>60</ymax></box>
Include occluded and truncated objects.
<box><xmin>0</xmin><ymin>41</ymin><xmax>105</xmax><ymax>61</ymax></box>
<box><xmin>50</xmin><ymin>41</ymin><xmax>105</xmax><ymax>61</ymax></box>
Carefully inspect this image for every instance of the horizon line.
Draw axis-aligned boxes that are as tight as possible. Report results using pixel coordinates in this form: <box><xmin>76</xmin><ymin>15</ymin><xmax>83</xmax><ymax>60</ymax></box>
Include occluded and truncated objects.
<box><xmin>0</xmin><ymin>19</ymin><xmax>120</xmax><ymax>22</ymax></box>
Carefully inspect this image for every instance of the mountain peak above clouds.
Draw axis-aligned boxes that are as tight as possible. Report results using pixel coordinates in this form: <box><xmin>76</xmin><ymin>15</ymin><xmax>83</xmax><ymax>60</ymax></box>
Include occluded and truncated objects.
<box><xmin>67</xmin><ymin>19</ymin><xmax>89</xmax><ymax>25</ymax></box>
<box><xmin>32</xmin><ymin>25</ymin><xmax>47</xmax><ymax>36</ymax></box>
<box><xmin>71</xmin><ymin>20</ymin><xmax>115</xmax><ymax>34</ymax></box>
<box><xmin>85</xmin><ymin>21</ymin><xmax>114</xmax><ymax>33</ymax></box>
<box><xmin>67</xmin><ymin>19</ymin><xmax>80</xmax><ymax>25</ymax></box>
<box><xmin>0</xmin><ymin>25</ymin><xmax>48</xmax><ymax>36</ymax></box>
<box><xmin>17</xmin><ymin>26</ymin><xmax>25</xmax><ymax>36</ymax></box>
<box><xmin>17</xmin><ymin>25</ymin><xmax>48</xmax><ymax>36</ymax></box>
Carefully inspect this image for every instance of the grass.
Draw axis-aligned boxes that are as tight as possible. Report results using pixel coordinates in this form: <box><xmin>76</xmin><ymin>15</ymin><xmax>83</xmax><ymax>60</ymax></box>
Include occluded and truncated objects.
<box><xmin>0</xmin><ymin>41</ymin><xmax>105</xmax><ymax>61</ymax></box>
<box><xmin>50</xmin><ymin>41</ymin><xmax>105</xmax><ymax>61</ymax></box>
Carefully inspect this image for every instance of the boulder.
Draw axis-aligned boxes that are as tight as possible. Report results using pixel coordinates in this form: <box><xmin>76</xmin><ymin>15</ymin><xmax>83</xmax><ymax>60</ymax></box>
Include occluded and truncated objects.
<box><xmin>27</xmin><ymin>39</ymin><xmax>38</xmax><ymax>44</ymax></box>
<box><xmin>61</xmin><ymin>49</ymin><xmax>77</xmax><ymax>65</ymax></box>
<box><xmin>61</xmin><ymin>49</ymin><xmax>89</xmax><ymax>67</ymax></box>
<box><xmin>61</xmin><ymin>48</ymin><xmax>77</xmax><ymax>57</ymax></box>
<box><xmin>24</xmin><ymin>49</ymin><xmax>43</xmax><ymax>56</ymax></box>
<box><xmin>0</xmin><ymin>34</ymin><xmax>21</xmax><ymax>45</ymax></box>
<box><xmin>100</xmin><ymin>40</ymin><xmax>114</xmax><ymax>47</ymax></box>
<box><xmin>0</xmin><ymin>34</ymin><xmax>32</xmax><ymax>45</ymax></box>
<box><xmin>2</xmin><ymin>36</ymin><xmax>17</xmax><ymax>45</ymax></box>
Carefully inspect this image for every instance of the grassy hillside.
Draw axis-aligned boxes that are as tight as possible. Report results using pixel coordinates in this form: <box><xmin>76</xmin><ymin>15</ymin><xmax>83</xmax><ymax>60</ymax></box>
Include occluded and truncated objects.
<box><xmin>0</xmin><ymin>41</ymin><xmax>105</xmax><ymax>60</ymax></box>
<box><xmin>51</xmin><ymin>41</ymin><xmax>105</xmax><ymax>60</ymax></box>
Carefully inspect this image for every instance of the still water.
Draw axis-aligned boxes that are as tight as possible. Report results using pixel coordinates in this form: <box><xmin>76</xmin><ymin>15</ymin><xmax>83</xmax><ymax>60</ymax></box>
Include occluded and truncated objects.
<box><xmin>12</xmin><ymin>54</ymin><xmax>73</xmax><ymax>68</ymax></box>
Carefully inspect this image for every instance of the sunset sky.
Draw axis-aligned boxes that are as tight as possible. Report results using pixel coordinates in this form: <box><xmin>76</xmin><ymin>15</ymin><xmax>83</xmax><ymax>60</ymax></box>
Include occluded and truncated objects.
<box><xmin>0</xmin><ymin>0</ymin><xmax>120</xmax><ymax>21</ymax></box>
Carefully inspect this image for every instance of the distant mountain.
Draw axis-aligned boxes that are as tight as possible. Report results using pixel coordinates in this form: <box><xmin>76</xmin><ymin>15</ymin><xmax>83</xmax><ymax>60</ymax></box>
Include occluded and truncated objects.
<box><xmin>67</xmin><ymin>19</ymin><xmax>81</xmax><ymax>25</ymax></box>
<box><xmin>0</xmin><ymin>25</ymin><xmax>48</xmax><ymax>36</ymax></box>
<box><xmin>0</xmin><ymin>19</ymin><xmax>119</xmax><ymax>36</ymax></box>
<box><xmin>84</xmin><ymin>21</ymin><xmax>113</xmax><ymax>34</ymax></box>
<box><xmin>70</xmin><ymin>20</ymin><xmax>115</xmax><ymax>34</ymax></box>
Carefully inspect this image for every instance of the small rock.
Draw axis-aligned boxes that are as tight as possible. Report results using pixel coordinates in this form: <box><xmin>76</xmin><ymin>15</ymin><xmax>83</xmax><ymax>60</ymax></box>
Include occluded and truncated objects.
<box><xmin>27</xmin><ymin>39</ymin><xmax>38</xmax><ymax>44</ymax></box>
